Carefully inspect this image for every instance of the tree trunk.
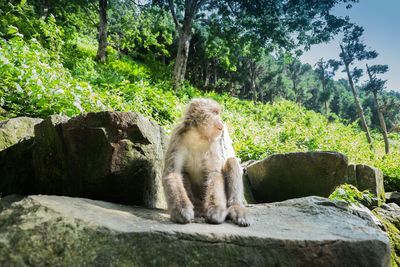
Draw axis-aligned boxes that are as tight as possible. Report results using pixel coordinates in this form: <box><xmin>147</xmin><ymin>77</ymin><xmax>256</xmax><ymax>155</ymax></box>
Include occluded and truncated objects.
<box><xmin>204</xmin><ymin>62</ymin><xmax>211</xmax><ymax>87</ymax></box>
<box><xmin>373</xmin><ymin>92</ymin><xmax>390</xmax><ymax>154</ymax></box>
<box><xmin>95</xmin><ymin>0</ymin><xmax>108</xmax><ymax>63</ymax></box>
<box><xmin>250</xmin><ymin>61</ymin><xmax>257</xmax><ymax>101</ymax></box>
<box><xmin>173</xmin><ymin>19</ymin><xmax>192</xmax><ymax>89</ymax></box>
<box><xmin>39</xmin><ymin>0</ymin><xmax>50</xmax><ymax>17</ymax></box>
<box><xmin>213</xmin><ymin>61</ymin><xmax>218</xmax><ymax>85</ymax></box>
<box><xmin>324</xmin><ymin>101</ymin><xmax>328</xmax><ymax>114</ymax></box>
<box><xmin>342</xmin><ymin>61</ymin><xmax>373</xmax><ymax>147</ymax></box>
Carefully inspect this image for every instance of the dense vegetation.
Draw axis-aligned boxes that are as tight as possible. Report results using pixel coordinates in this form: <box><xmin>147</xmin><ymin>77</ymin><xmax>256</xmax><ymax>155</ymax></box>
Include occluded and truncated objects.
<box><xmin>0</xmin><ymin>0</ymin><xmax>399</xmax><ymax>189</ymax></box>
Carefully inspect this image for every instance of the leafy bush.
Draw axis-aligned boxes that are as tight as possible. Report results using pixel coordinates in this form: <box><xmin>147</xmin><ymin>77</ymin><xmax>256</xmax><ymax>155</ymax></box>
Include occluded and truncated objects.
<box><xmin>329</xmin><ymin>184</ymin><xmax>379</xmax><ymax>208</ymax></box>
<box><xmin>0</xmin><ymin>29</ymin><xmax>103</xmax><ymax>117</ymax></box>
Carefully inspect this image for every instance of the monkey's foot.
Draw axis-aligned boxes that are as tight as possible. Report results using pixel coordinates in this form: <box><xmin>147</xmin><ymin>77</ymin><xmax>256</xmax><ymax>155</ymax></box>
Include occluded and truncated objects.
<box><xmin>170</xmin><ymin>205</ymin><xmax>194</xmax><ymax>224</ymax></box>
<box><xmin>228</xmin><ymin>205</ymin><xmax>250</xmax><ymax>227</ymax></box>
<box><xmin>205</xmin><ymin>206</ymin><xmax>227</xmax><ymax>224</ymax></box>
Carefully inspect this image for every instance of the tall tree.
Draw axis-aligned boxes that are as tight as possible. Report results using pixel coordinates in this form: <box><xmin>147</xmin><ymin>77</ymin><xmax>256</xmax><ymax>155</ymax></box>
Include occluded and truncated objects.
<box><xmin>168</xmin><ymin>0</ymin><xmax>205</xmax><ymax>89</ymax></box>
<box><xmin>364</xmin><ymin>64</ymin><xmax>390</xmax><ymax>154</ymax></box>
<box><xmin>95</xmin><ymin>0</ymin><xmax>108</xmax><ymax>63</ymax></box>
<box><xmin>338</xmin><ymin>24</ymin><xmax>377</xmax><ymax>147</ymax></box>
<box><xmin>167</xmin><ymin>0</ymin><xmax>358</xmax><ymax>89</ymax></box>
<box><xmin>286</xmin><ymin>58</ymin><xmax>310</xmax><ymax>104</ymax></box>
<box><xmin>380</xmin><ymin>92</ymin><xmax>400</xmax><ymax>132</ymax></box>
<box><xmin>314</xmin><ymin>59</ymin><xmax>338</xmax><ymax>114</ymax></box>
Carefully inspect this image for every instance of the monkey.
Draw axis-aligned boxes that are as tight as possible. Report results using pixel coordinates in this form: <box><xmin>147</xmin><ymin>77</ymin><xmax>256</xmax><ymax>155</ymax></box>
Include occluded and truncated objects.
<box><xmin>162</xmin><ymin>98</ymin><xmax>249</xmax><ymax>227</ymax></box>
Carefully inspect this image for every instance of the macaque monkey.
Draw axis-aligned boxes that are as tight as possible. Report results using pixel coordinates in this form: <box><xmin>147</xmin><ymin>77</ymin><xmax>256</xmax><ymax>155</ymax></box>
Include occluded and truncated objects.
<box><xmin>162</xmin><ymin>98</ymin><xmax>249</xmax><ymax>227</ymax></box>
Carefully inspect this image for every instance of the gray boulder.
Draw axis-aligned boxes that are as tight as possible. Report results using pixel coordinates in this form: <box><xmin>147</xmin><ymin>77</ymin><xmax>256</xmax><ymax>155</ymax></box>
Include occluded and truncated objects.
<box><xmin>344</xmin><ymin>164</ymin><xmax>385</xmax><ymax>202</ymax></box>
<box><xmin>0</xmin><ymin>112</ymin><xmax>167</xmax><ymax>209</ymax></box>
<box><xmin>32</xmin><ymin>112</ymin><xmax>167</xmax><ymax>208</ymax></box>
<box><xmin>246</xmin><ymin>152</ymin><xmax>348</xmax><ymax>203</ymax></box>
<box><xmin>356</xmin><ymin>164</ymin><xmax>385</xmax><ymax>201</ymax></box>
<box><xmin>0</xmin><ymin>195</ymin><xmax>389</xmax><ymax>267</ymax></box>
<box><xmin>0</xmin><ymin>117</ymin><xmax>43</xmax><ymax>196</ymax></box>
<box><xmin>374</xmin><ymin>203</ymin><xmax>400</xmax><ymax>266</ymax></box>
<box><xmin>0</xmin><ymin>117</ymin><xmax>43</xmax><ymax>151</ymax></box>
<box><xmin>385</xmin><ymin>191</ymin><xmax>400</xmax><ymax>206</ymax></box>
<box><xmin>345</xmin><ymin>164</ymin><xmax>357</xmax><ymax>186</ymax></box>
<box><xmin>0</xmin><ymin>139</ymin><xmax>35</xmax><ymax>195</ymax></box>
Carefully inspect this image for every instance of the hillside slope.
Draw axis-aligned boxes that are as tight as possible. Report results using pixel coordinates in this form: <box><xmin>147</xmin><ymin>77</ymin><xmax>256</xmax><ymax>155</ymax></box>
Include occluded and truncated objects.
<box><xmin>0</xmin><ymin>22</ymin><xmax>399</xmax><ymax>190</ymax></box>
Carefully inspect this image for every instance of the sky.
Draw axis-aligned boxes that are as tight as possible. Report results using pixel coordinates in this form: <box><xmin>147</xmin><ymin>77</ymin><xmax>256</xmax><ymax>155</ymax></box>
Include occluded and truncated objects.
<box><xmin>300</xmin><ymin>0</ymin><xmax>400</xmax><ymax>92</ymax></box>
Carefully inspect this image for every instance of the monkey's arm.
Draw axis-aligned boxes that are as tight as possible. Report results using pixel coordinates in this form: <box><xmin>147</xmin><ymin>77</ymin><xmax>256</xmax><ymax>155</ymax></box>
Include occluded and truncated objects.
<box><xmin>162</xmin><ymin>147</ymin><xmax>194</xmax><ymax>224</ymax></box>
<box><xmin>203</xmin><ymin>149</ymin><xmax>228</xmax><ymax>224</ymax></box>
<box><xmin>223</xmin><ymin>157</ymin><xmax>249</xmax><ymax>227</ymax></box>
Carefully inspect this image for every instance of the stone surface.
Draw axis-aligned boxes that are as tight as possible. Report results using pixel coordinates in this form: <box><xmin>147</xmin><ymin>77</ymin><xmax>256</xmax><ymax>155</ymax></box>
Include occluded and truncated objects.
<box><xmin>374</xmin><ymin>203</ymin><xmax>400</xmax><ymax>266</ymax></box>
<box><xmin>0</xmin><ymin>117</ymin><xmax>43</xmax><ymax>151</ymax></box>
<box><xmin>246</xmin><ymin>152</ymin><xmax>348</xmax><ymax>203</ymax></box>
<box><xmin>356</xmin><ymin>164</ymin><xmax>385</xmax><ymax>201</ymax></box>
<box><xmin>32</xmin><ymin>112</ymin><xmax>167</xmax><ymax>208</ymax></box>
<box><xmin>0</xmin><ymin>195</ymin><xmax>390</xmax><ymax>267</ymax></box>
<box><xmin>0</xmin><ymin>139</ymin><xmax>35</xmax><ymax>195</ymax></box>
<box><xmin>0</xmin><ymin>112</ymin><xmax>167</xmax><ymax>209</ymax></box>
<box><xmin>386</xmin><ymin>192</ymin><xmax>400</xmax><ymax>206</ymax></box>
<box><xmin>0</xmin><ymin>117</ymin><xmax>42</xmax><ymax>196</ymax></box>
<box><xmin>345</xmin><ymin>164</ymin><xmax>357</xmax><ymax>186</ymax></box>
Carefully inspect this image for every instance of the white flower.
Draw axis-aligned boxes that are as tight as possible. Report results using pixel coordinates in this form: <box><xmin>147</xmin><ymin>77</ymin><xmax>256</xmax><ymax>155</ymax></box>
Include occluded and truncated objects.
<box><xmin>0</xmin><ymin>56</ymin><xmax>9</xmax><ymax>65</ymax></box>
<box><xmin>15</xmin><ymin>83</ymin><xmax>23</xmax><ymax>93</ymax></box>
<box><xmin>73</xmin><ymin>99</ymin><xmax>83</xmax><ymax>112</ymax></box>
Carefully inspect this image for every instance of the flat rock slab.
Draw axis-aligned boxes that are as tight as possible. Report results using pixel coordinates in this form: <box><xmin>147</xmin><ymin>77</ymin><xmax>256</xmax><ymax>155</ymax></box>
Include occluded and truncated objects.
<box><xmin>0</xmin><ymin>195</ymin><xmax>390</xmax><ymax>267</ymax></box>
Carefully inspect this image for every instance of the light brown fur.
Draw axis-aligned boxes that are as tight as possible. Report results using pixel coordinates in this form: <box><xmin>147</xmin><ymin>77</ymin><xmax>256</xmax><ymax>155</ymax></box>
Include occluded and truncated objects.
<box><xmin>162</xmin><ymin>98</ymin><xmax>249</xmax><ymax>226</ymax></box>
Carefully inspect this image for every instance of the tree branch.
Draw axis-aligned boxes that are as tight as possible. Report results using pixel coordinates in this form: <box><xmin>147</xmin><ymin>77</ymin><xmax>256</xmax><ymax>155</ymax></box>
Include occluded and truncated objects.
<box><xmin>168</xmin><ymin>0</ymin><xmax>180</xmax><ymax>29</ymax></box>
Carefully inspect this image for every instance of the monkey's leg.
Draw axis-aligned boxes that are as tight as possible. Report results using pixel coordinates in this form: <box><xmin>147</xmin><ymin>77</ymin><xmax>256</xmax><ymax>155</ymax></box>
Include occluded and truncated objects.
<box><xmin>205</xmin><ymin>171</ymin><xmax>228</xmax><ymax>224</ymax></box>
<box><xmin>223</xmin><ymin>157</ymin><xmax>250</xmax><ymax>227</ymax></box>
<box><xmin>182</xmin><ymin>174</ymin><xmax>205</xmax><ymax>217</ymax></box>
<box><xmin>163</xmin><ymin>172</ymin><xmax>194</xmax><ymax>224</ymax></box>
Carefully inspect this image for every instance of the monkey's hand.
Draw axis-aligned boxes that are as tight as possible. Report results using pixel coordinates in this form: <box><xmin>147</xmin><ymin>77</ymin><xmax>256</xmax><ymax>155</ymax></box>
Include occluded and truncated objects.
<box><xmin>206</xmin><ymin>205</ymin><xmax>228</xmax><ymax>224</ymax></box>
<box><xmin>228</xmin><ymin>205</ymin><xmax>250</xmax><ymax>227</ymax></box>
<box><xmin>170</xmin><ymin>202</ymin><xmax>194</xmax><ymax>224</ymax></box>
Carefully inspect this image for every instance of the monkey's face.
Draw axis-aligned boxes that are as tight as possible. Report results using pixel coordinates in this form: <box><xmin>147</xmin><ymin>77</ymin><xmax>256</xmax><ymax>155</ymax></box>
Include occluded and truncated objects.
<box><xmin>199</xmin><ymin>109</ymin><xmax>224</xmax><ymax>140</ymax></box>
<box><xmin>185</xmin><ymin>98</ymin><xmax>224</xmax><ymax>141</ymax></box>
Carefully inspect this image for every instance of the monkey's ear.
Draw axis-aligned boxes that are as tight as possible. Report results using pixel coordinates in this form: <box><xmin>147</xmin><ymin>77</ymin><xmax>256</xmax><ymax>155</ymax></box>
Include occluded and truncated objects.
<box><xmin>184</xmin><ymin>115</ymin><xmax>197</xmax><ymax>128</ymax></box>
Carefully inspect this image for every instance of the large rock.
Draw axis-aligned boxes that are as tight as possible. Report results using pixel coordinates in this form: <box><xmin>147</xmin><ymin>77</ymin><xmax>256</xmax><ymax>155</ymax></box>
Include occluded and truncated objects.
<box><xmin>374</xmin><ymin>203</ymin><xmax>400</xmax><ymax>266</ymax></box>
<box><xmin>0</xmin><ymin>117</ymin><xmax>43</xmax><ymax>150</ymax></box>
<box><xmin>32</xmin><ymin>112</ymin><xmax>167</xmax><ymax>208</ymax></box>
<box><xmin>386</xmin><ymin>192</ymin><xmax>400</xmax><ymax>206</ymax></box>
<box><xmin>344</xmin><ymin>164</ymin><xmax>385</xmax><ymax>202</ymax></box>
<box><xmin>0</xmin><ymin>112</ymin><xmax>167</xmax><ymax>209</ymax></box>
<box><xmin>345</xmin><ymin>164</ymin><xmax>357</xmax><ymax>186</ymax></box>
<box><xmin>0</xmin><ymin>139</ymin><xmax>35</xmax><ymax>195</ymax></box>
<box><xmin>356</xmin><ymin>164</ymin><xmax>385</xmax><ymax>201</ymax></box>
<box><xmin>246</xmin><ymin>152</ymin><xmax>348</xmax><ymax>203</ymax></box>
<box><xmin>0</xmin><ymin>195</ymin><xmax>389</xmax><ymax>266</ymax></box>
<box><xmin>0</xmin><ymin>116</ymin><xmax>42</xmax><ymax>196</ymax></box>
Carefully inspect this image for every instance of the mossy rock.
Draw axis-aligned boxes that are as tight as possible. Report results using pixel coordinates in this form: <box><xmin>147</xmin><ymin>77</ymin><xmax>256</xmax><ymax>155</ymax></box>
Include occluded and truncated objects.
<box><xmin>0</xmin><ymin>117</ymin><xmax>43</xmax><ymax>151</ymax></box>
<box><xmin>374</xmin><ymin>203</ymin><xmax>400</xmax><ymax>267</ymax></box>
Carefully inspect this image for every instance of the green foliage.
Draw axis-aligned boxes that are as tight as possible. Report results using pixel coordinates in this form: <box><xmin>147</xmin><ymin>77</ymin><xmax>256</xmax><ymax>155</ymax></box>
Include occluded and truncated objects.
<box><xmin>329</xmin><ymin>184</ymin><xmax>378</xmax><ymax>208</ymax></box>
<box><xmin>108</xmin><ymin>4</ymin><xmax>174</xmax><ymax>60</ymax></box>
<box><xmin>0</xmin><ymin>30</ymin><xmax>99</xmax><ymax>117</ymax></box>
<box><xmin>0</xmin><ymin>28</ymin><xmax>181</xmax><ymax>125</ymax></box>
<box><xmin>0</xmin><ymin>0</ymin><xmax>399</xmax><ymax>192</ymax></box>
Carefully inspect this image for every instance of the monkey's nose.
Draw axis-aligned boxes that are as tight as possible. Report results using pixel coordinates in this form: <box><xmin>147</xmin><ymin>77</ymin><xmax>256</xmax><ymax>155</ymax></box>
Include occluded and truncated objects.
<box><xmin>216</xmin><ymin>121</ymin><xmax>224</xmax><ymax>130</ymax></box>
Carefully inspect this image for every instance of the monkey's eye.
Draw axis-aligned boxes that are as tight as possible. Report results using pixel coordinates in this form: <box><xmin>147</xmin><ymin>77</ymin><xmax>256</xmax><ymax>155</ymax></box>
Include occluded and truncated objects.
<box><xmin>211</xmin><ymin>109</ymin><xmax>219</xmax><ymax>115</ymax></box>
